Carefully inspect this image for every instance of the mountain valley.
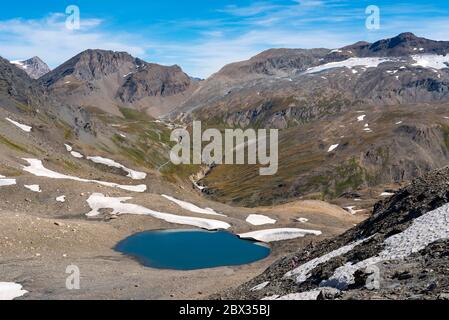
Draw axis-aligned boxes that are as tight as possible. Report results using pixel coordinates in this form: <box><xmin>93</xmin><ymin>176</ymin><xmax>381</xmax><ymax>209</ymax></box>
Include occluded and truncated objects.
<box><xmin>2</xmin><ymin>32</ymin><xmax>449</xmax><ymax>300</ymax></box>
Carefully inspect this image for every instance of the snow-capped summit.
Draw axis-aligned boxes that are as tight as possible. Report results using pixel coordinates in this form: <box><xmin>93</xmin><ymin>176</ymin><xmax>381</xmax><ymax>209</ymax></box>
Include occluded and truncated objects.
<box><xmin>10</xmin><ymin>56</ymin><xmax>51</xmax><ymax>79</ymax></box>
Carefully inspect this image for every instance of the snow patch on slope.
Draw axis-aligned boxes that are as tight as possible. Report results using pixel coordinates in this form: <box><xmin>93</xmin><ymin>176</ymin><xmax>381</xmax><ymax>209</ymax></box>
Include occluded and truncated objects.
<box><xmin>305</xmin><ymin>57</ymin><xmax>393</xmax><ymax>74</ymax></box>
<box><xmin>322</xmin><ymin>203</ymin><xmax>449</xmax><ymax>290</ymax></box>
<box><xmin>86</xmin><ymin>193</ymin><xmax>230</xmax><ymax>230</ymax></box>
<box><xmin>246</xmin><ymin>214</ymin><xmax>277</xmax><ymax>226</ymax></box>
<box><xmin>285</xmin><ymin>238</ymin><xmax>370</xmax><ymax>284</ymax></box>
<box><xmin>239</xmin><ymin>228</ymin><xmax>322</xmax><ymax>243</ymax></box>
<box><xmin>24</xmin><ymin>184</ymin><xmax>41</xmax><ymax>193</ymax></box>
<box><xmin>0</xmin><ymin>178</ymin><xmax>16</xmax><ymax>187</ymax></box>
<box><xmin>411</xmin><ymin>54</ymin><xmax>449</xmax><ymax>70</ymax></box>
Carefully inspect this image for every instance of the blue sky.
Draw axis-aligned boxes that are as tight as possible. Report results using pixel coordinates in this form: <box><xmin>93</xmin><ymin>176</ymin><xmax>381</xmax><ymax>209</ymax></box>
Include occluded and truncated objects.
<box><xmin>0</xmin><ymin>1</ymin><xmax>448</xmax><ymax>78</ymax></box>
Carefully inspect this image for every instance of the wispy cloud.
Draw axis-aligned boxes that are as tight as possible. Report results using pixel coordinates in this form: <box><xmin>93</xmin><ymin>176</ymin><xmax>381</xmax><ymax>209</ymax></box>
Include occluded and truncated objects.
<box><xmin>0</xmin><ymin>13</ymin><xmax>146</xmax><ymax>68</ymax></box>
<box><xmin>0</xmin><ymin>1</ymin><xmax>448</xmax><ymax>78</ymax></box>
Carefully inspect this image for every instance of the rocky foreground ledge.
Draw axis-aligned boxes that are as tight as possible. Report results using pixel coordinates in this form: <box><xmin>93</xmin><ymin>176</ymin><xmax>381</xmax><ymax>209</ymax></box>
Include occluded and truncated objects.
<box><xmin>217</xmin><ymin>165</ymin><xmax>449</xmax><ymax>300</ymax></box>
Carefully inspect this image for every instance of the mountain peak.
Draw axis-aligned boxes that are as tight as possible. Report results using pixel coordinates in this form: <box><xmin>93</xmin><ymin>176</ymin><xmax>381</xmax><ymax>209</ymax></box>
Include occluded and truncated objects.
<box><xmin>343</xmin><ymin>32</ymin><xmax>449</xmax><ymax>57</ymax></box>
<box><xmin>10</xmin><ymin>56</ymin><xmax>51</xmax><ymax>79</ymax></box>
<box><xmin>395</xmin><ymin>32</ymin><xmax>419</xmax><ymax>40</ymax></box>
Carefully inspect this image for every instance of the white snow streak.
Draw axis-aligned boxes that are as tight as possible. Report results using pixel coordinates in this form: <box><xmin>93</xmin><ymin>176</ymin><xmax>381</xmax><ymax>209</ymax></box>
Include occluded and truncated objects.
<box><xmin>344</xmin><ymin>206</ymin><xmax>365</xmax><ymax>215</ymax></box>
<box><xmin>162</xmin><ymin>194</ymin><xmax>224</xmax><ymax>217</ymax></box>
<box><xmin>250</xmin><ymin>281</ymin><xmax>270</xmax><ymax>291</ymax></box>
<box><xmin>239</xmin><ymin>228</ymin><xmax>322</xmax><ymax>243</ymax></box>
<box><xmin>87</xmin><ymin>156</ymin><xmax>147</xmax><ymax>180</ymax></box>
<box><xmin>327</xmin><ymin>144</ymin><xmax>339</xmax><ymax>152</ymax></box>
<box><xmin>22</xmin><ymin>158</ymin><xmax>147</xmax><ymax>193</ymax></box>
<box><xmin>5</xmin><ymin>118</ymin><xmax>32</xmax><ymax>132</ymax></box>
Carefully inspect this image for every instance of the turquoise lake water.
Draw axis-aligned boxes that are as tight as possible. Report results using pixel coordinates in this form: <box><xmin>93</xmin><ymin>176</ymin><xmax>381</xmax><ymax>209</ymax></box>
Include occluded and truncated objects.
<box><xmin>115</xmin><ymin>229</ymin><xmax>271</xmax><ymax>270</ymax></box>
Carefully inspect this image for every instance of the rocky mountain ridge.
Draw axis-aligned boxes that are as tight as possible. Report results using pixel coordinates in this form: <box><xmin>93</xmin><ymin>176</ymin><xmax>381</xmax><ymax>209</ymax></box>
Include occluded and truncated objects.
<box><xmin>40</xmin><ymin>49</ymin><xmax>198</xmax><ymax>117</ymax></box>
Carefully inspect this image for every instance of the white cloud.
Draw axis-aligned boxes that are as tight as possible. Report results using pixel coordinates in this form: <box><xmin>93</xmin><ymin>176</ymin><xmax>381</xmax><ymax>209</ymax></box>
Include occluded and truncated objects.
<box><xmin>0</xmin><ymin>14</ymin><xmax>146</xmax><ymax>68</ymax></box>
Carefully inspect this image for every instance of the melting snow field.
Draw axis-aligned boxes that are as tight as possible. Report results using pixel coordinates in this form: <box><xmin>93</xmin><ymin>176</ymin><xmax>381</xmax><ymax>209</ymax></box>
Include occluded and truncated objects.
<box><xmin>22</xmin><ymin>159</ymin><xmax>147</xmax><ymax>193</ymax></box>
<box><xmin>5</xmin><ymin>118</ymin><xmax>32</xmax><ymax>132</ymax></box>
<box><xmin>0</xmin><ymin>282</ymin><xmax>28</xmax><ymax>300</ymax></box>
<box><xmin>86</xmin><ymin>156</ymin><xmax>147</xmax><ymax>180</ymax></box>
<box><xmin>411</xmin><ymin>54</ymin><xmax>449</xmax><ymax>70</ymax></box>
<box><xmin>284</xmin><ymin>238</ymin><xmax>370</xmax><ymax>284</ymax></box>
<box><xmin>86</xmin><ymin>193</ymin><xmax>230</xmax><ymax>230</ymax></box>
<box><xmin>239</xmin><ymin>228</ymin><xmax>322</xmax><ymax>243</ymax></box>
<box><xmin>161</xmin><ymin>195</ymin><xmax>225</xmax><ymax>217</ymax></box>
<box><xmin>246</xmin><ymin>214</ymin><xmax>277</xmax><ymax>226</ymax></box>
<box><xmin>321</xmin><ymin>203</ymin><xmax>449</xmax><ymax>290</ymax></box>
<box><xmin>305</xmin><ymin>57</ymin><xmax>393</xmax><ymax>74</ymax></box>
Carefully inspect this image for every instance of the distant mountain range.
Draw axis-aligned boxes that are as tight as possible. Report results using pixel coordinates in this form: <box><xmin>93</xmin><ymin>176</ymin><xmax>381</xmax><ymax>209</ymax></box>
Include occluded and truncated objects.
<box><xmin>173</xmin><ymin>32</ymin><xmax>449</xmax><ymax>124</ymax></box>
